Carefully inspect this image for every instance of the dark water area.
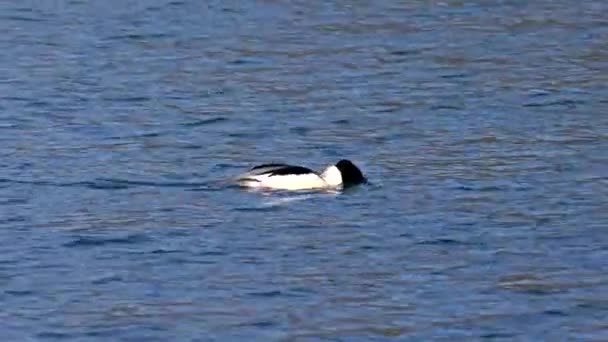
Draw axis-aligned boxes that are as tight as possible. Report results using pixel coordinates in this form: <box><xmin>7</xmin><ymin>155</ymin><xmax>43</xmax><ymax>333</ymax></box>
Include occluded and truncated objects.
<box><xmin>1</xmin><ymin>0</ymin><xmax>607</xmax><ymax>340</ymax></box>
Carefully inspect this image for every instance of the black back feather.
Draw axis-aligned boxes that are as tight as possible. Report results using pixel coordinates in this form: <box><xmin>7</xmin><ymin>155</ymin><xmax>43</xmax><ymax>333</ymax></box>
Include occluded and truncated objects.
<box><xmin>250</xmin><ymin>163</ymin><xmax>290</xmax><ymax>170</ymax></box>
<box><xmin>268</xmin><ymin>166</ymin><xmax>315</xmax><ymax>176</ymax></box>
<box><xmin>249</xmin><ymin>164</ymin><xmax>316</xmax><ymax>176</ymax></box>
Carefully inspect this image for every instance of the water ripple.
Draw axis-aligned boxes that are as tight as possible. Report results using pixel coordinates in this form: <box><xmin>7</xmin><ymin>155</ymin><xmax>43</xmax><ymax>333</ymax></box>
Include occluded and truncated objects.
<box><xmin>63</xmin><ymin>233</ymin><xmax>151</xmax><ymax>248</ymax></box>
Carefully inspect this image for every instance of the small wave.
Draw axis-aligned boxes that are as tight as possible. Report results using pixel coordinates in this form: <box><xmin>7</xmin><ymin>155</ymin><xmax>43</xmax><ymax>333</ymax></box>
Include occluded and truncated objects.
<box><xmin>522</xmin><ymin>99</ymin><xmax>586</xmax><ymax>108</ymax></box>
<box><xmin>104</xmin><ymin>33</ymin><xmax>169</xmax><ymax>41</ymax></box>
<box><xmin>181</xmin><ymin>117</ymin><xmax>227</xmax><ymax>127</ymax></box>
<box><xmin>86</xmin><ymin>178</ymin><xmax>209</xmax><ymax>189</ymax></box>
<box><xmin>247</xmin><ymin>290</ymin><xmax>283</xmax><ymax>298</ymax></box>
<box><xmin>63</xmin><ymin>233</ymin><xmax>150</xmax><ymax>248</ymax></box>
<box><xmin>0</xmin><ymin>177</ymin><xmax>211</xmax><ymax>190</ymax></box>
<box><xmin>100</xmin><ymin>95</ymin><xmax>151</xmax><ymax>103</ymax></box>
<box><xmin>261</xmin><ymin>194</ymin><xmax>317</xmax><ymax>206</ymax></box>
<box><xmin>0</xmin><ymin>15</ymin><xmax>46</xmax><ymax>22</ymax></box>
<box><xmin>415</xmin><ymin>238</ymin><xmax>472</xmax><ymax>246</ymax></box>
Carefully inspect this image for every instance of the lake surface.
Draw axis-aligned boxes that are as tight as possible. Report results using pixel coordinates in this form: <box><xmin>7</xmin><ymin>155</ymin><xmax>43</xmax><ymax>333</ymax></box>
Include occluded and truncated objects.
<box><xmin>1</xmin><ymin>1</ymin><xmax>607</xmax><ymax>340</ymax></box>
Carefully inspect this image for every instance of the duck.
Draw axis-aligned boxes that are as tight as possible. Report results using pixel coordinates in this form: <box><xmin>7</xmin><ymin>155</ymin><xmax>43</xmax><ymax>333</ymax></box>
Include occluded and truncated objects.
<box><xmin>236</xmin><ymin>159</ymin><xmax>367</xmax><ymax>191</ymax></box>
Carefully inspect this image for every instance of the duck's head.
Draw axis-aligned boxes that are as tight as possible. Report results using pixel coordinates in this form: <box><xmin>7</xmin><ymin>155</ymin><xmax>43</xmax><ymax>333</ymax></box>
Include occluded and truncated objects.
<box><xmin>321</xmin><ymin>159</ymin><xmax>367</xmax><ymax>188</ymax></box>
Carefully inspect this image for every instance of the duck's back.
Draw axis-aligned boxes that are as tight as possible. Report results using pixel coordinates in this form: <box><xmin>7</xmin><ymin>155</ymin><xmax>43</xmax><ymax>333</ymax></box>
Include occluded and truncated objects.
<box><xmin>236</xmin><ymin>163</ymin><xmax>327</xmax><ymax>190</ymax></box>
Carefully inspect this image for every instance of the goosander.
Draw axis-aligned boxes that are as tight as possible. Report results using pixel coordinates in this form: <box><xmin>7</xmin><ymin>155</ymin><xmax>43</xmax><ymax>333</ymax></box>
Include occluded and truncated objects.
<box><xmin>236</xmin><ymin>159</ymin><xmax>366</xmax><ymax>191</ymax></box>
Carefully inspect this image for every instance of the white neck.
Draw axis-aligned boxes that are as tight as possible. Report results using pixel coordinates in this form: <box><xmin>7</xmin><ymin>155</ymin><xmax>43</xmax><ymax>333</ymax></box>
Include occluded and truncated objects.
<box><xmin>320</xmin><ymin>165</ymin><xmax>342</xmax><ymax>187</ymax></box>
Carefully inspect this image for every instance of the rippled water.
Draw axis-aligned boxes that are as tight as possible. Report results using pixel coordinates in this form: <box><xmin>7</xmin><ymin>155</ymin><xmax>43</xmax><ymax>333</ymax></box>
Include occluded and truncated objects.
<box><xmin>1</xmin><ymin>1</ymin><xmax>607</xmax><ymax>340</ymax></box>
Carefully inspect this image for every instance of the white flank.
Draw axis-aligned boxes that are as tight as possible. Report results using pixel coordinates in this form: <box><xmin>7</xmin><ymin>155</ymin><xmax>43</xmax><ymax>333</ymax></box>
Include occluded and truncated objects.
<box><xmin>238</xmin><ymin>173</ymin><xmax>330</xmax><ymax>191</ymax></box>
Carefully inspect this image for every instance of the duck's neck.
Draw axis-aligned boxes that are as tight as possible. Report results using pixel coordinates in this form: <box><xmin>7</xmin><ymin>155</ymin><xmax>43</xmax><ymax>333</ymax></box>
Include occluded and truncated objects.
<box><xmin>320</xmin><ymin>165</ymin><xmax>342</xmax><ymax>187</ymax></box>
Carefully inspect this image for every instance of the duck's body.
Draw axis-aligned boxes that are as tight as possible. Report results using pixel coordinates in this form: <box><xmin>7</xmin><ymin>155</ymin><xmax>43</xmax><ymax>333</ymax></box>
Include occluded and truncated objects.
<box><xmin>236</xmin><ymin>159</ymin><xmax>366</xmax><ymax>191</ymax></box>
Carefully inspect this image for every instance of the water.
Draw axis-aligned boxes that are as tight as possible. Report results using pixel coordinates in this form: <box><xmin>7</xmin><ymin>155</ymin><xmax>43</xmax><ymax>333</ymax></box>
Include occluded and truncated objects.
<box><xmin>1</xmin><ymin>0</ymin><xmax>607</xmax><ymax>340</ymax></box>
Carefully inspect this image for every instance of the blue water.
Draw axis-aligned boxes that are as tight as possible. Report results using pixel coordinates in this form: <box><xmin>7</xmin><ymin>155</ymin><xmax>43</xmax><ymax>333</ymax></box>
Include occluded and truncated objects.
<box><xmin>1</xmin><ymin>1</ymin><xmax>607</xmax><ymax>340</ymax></box>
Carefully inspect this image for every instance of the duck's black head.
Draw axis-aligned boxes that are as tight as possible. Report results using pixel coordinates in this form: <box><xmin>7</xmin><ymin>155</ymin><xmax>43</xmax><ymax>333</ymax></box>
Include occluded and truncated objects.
<box><xmin>335</xmin><ymin>159</ymin><xmax>367</xmax><ymax>187</ymax></box>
